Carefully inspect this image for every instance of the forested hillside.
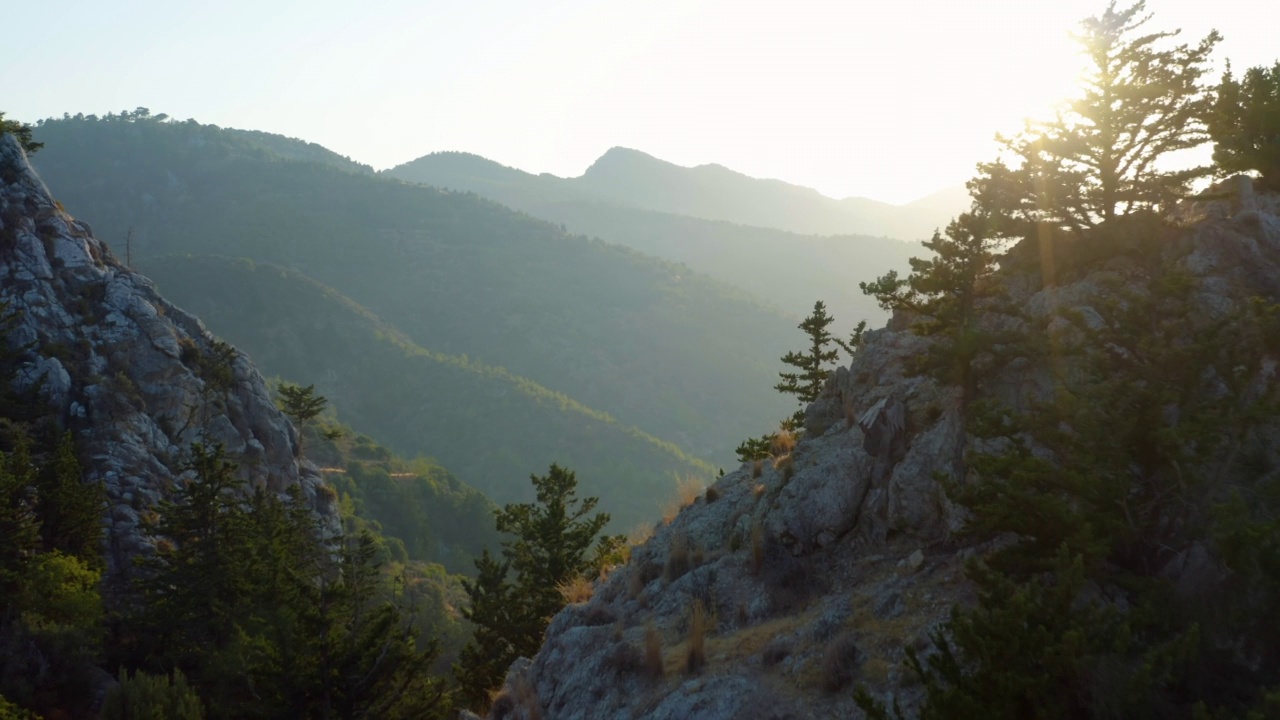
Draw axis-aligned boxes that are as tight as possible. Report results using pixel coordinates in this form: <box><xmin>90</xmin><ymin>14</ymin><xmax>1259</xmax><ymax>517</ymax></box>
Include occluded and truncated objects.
<box><xmin>141</xmin><ymin>254</ymin><xmax>714</xmax><ymax>529</ymax></box>
<box><xmin>29</xmin><ymin>115</ymin><xmax>796</xmax><ymax>463</ymax></box>
<box><xmin>385</xmin><ymin>151</ymin><xmax>922</xmax><ymax>331</ymax></box>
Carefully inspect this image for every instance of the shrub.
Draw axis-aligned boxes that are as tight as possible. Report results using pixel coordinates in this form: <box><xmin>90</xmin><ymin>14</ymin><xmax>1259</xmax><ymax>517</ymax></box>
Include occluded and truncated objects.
<box><xmin>705</xmin><ymin>485</ymin><xmax>721</xmax><ymax>503</ymax></box>
<box><xmin>557</xmin><ymin>575</ymin><xmax>594</xmax><ymax>604</ymax></box>
<box><xmin>820</xmin><ymin>633</ymin><xmax>862</xmax><ymax>692</ymax></box>
<box><xmin>0</xmin><ymin>695</ymin><xmax>35</xmax><ymax>720</ymax></box>
<box><xmin>686</xmin><ymin>600</ymin><xmax>708</xmax><ymax>674</ymax></box>
<box><xmin>101</xmin><ymin>669</ymin><xmax>204</xmax><ymax>720</ymax></box>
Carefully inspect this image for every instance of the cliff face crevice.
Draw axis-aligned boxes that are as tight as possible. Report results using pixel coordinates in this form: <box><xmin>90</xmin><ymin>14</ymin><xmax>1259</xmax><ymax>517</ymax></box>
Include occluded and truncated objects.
<box><xmin>0</xmin><ymin>134</ymin><xmax>338</xmax><ymax>582</ymax></box>
<box><xmin>482</xmin><ymin>182</ymin><xmax>1280</xmax><ymax>720</ymax></box>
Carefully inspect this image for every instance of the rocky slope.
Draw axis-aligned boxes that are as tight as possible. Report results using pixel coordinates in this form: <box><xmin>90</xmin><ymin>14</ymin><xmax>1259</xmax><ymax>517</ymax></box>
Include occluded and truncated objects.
<box><xmin>0</xmin><ymin>134</ymin><xmax>338</xmax><ymax>584</ymax></box>
<box><xmin>479</xmin><ymin>181</ymin><xmax>1280</xmax><ymax>719</ymax></box>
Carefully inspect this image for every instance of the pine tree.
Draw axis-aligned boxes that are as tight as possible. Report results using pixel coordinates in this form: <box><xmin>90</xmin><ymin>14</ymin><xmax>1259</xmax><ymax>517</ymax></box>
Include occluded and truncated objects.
<box><xmin>495</xmin><ymin>464</ymin><xmax>610</xmax><ymax>647</ymax></box>
<box><xmin>970</xmin><ymin>1</ymin><xmax>1220</xmax><ymax>240</ymax></box>
<box><xmin>0</xmin><ymin>442</ymin><xmax>39</xmax><ymax>614</ymax></box>
<box><xmin>452</xmin><ymin>551</ymin><xmax>520</xmax><ymax>712</ymax></box>
<box><xmin>35</xmin><ymin>433</ymin><xmax>103</xmax><ymax>564</ymax></box>
<box><xmin>1209</xmin><ymin>61</ymin><xmax>1280</xmax><ymax>190</ymax></box>
<box><xmin>277</xmin><ymin>382</ymin><xmax>327</xmax><ymax>426</ymax></box>
<box><xmin>861</xmin><ymin>212</ymin><xmax>1012</xmax><ymax>403</ymax></box>
<box><xmin>775</xmin><ymin>301</ymin><xmax>842</xmax><ymax>419</ymax></box>
<box><xmin>454</xmin><ymin>464</ymin><xmax>613</xmax><ymax>711</ymax></box>
<box><xmin>133</xmin><ymin>443</ymin><xmax>253</xmax><ymax>704</ymax></box>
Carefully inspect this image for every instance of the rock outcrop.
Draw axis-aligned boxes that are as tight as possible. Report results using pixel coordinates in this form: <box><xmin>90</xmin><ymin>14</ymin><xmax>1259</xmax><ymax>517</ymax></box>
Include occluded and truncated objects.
<box><xmin>0</xmin><ymin>134</ymin><xmax>338</xmax><ymax>583</ymax></box>
<box><xmin>484</xmin><ymin>180</ymin><xmax>1280</xmax><ymax>719</ymax></box>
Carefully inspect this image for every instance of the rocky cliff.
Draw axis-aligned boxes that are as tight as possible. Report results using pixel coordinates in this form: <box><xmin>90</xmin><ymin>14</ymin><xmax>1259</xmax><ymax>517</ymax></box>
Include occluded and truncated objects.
<box><xmin>480</xmin><ymin>181</ymin><xmax>1280</xmax><ymax>719</ymax></box>
<box><xmin>0</xmin><ymin>134</ymin><xmax>338</xmax><ymax>584</ymax></box>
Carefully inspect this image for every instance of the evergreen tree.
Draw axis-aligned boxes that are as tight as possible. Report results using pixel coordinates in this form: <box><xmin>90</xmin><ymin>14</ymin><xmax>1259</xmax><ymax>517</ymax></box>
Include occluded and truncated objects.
<box><xmin>132</xmin><ymin>443</ymin><xmax>253</xmax><ymax>705</ymax></box>
<box><xmin>861</xmin><ymin>212</ymin><xmax>1013</xmax><ymax>403</ymax></box>
<box><xmin>35</xmin><ymin>433</ymin><xmax>103</xmax><ymax>565</ymax></box>
<box><xmin>495</xmin><ymin>464</ymin><xmax>611</xmax><ymax>647</ymax></box>
<box><xmin>277</xmin><ymin>382</ymin><xmax>327</xmax><ymax>426</ymax></box>
<box><xmin>775</xmin><ymin>301</ymin><xmax>842</xmax><ymax>420</ymax></box>
<box><xmin>311</xmin><ymin>533</ymin><xmax>443</xmax><ymax>719</ymax></box>
<box><xmin>0</xmin><ymin>113</ymin><xmax>41</xmax><ymax>155</ymax></box>
<box><xmin>970</xmin><ymin>1</ymin><xmax>1220</xmax><ymax>240</ymax></box>
<box><xmin>452</xmin><ymin>551</ymin><xmax>519</xmax><ymax>712</ymax></box>
<box><xmin>132</xmin><ymin>443</ymin><xmax>444</xmax><ymax>718</ymax></box>
<box><xmin>1210</xmin><ymin>61</ymin><xmax>1280</xmax><ymax>190</ymax></box>
<box><xmin>0</xmin><ymin>441</ymin><xmax>39</xmax><ymax>619</ymax></box>
<box><xmin>454</xmin><ymin>464</ymin><xmax>614</xmax><ymax>711</ymax></box>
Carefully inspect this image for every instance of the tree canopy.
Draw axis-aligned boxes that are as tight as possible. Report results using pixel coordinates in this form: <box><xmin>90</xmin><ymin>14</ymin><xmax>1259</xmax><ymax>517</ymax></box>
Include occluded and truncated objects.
<box><xmin>970</xmin><ymin>1</ymin><xmax>1220</xmax><ymax>240</ymax></box>
<box><xmin>454</xmin><ymin>464</ymin><xmax>618</xmax><ymax>712</ymax></box>
<box><xmin>1210</xmin><ymin>61</ymin><xmax>1280</xmax><ymax>190</ymax></box>
<box><xmin>0</xmin><ymin>112</ymin><xmax>41</xmax><ymax>155</ymax></box>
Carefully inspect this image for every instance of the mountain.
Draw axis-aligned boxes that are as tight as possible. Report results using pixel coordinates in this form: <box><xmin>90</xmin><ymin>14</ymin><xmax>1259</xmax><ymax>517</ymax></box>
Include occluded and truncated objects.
<box><xmin>385</xmin><ymin>150</ymin><xmax>930</xmax><ymax>330</ymax></box>
<box><xmin>140</xmin><ymin>254</ymin><xmax>714</xmax><ymax>530</ymax></box>
<box><xmin>386</xmin><ymin>147</ymin><xmax>967</xmax><ymax>241</ymax></box>
<box><xmin>475</xmin><ymin>185</ymin><xmax>1280</xmax><ymax>718</ymax></box>
<box><xmin>28</xmin><ymin>114</ymin><xmax>797</xmax><ymax>467</ymax></box>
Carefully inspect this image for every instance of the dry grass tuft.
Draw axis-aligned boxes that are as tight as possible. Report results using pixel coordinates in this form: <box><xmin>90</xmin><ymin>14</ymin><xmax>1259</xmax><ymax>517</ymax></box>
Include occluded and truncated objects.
<box><xmin>665</xmin><ymin>532</ymin><xmax>691</xmax><ymax>583</ymax></box>
<box><xmin>771</xmin><ymin>427</ymin><xmax>797</xmax><ymax>456</ymax></box>
<box><xmin>820</xmin><ymin>633</ymin><xmax>862</xmax><ymax>692</ymax></box>
<box><xmin>558</xmin><ymin>575</ymin><xmax>594</xmax><ymax>604</ymax></box>
<box><xmin>773</xmin><ymin>452</ymin><xmax>794</xmax><ymax>477</ymax></box>
<box><xmin>752</xmin><ymin>483</ymin><xmax>766</xmax><ymax>499</ymax></box>
<box><xmin>643</xmin><ymin>622</ymin><xmax>664</xmax><ymax>679</ymax></box>
<box><xmin>663</xmin><ymin>475</ymin><xmax>706</xmax><ymax>523</ymax></box>
<box><xmin>705</xmin><ymin>484</ymin><xmax>721</xmax><ymax>503</ymax></box>
<box><xmin>686</xmin><ymin>599</ymin><xmax>708</xmax><ymax>674</ymax></box>
<box><xmin>751</xmin><ymin>459</ymin><xmax>764</xmax><ymax>478</ymax></box>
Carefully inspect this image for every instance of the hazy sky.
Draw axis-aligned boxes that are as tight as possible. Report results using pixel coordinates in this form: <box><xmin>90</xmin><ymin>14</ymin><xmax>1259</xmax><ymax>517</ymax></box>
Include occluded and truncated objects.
<box><xmin>4</xmin><ymin>0</ymin><xmax>1275</xmax><ymax>204</ymax></box>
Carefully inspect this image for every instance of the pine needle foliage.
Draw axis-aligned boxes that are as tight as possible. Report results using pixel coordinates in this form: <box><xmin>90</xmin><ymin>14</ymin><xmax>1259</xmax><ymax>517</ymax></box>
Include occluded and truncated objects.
<box><xmin>861</xmin><ymin>212</ymin><xmax>1019</xmax><ymax>404</ymax></box>
<box><xmin>775</xmin><ymin>301</ymin><xmax>843</xmax><ymax>421</ymax></box>
<box><xmin>454</xmin><ymin>464</ymin><xmax>617</xmax><ymax>712</ymax></box>
<box><xmin>1210</xmin><ymin>61</ymin><xmax>1280</xmax><ymax>190</ymax></box>
<box><xmin>276</xmin><ymin>382</ymin><xmax>328</xmax><ymax>426</ymax></box>
<box><xmin>970</xmin><ymin>1</ymin><xmax>1220</xmax><ymax>240</ymax></box>
<box><xmin>0</xmin><ymin>113</ymin><xmax>41</xmax><ymax>155</ymax></box>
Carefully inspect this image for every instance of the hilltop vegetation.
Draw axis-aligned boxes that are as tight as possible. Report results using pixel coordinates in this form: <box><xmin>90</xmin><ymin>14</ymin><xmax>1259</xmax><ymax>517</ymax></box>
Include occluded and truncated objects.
<box><xmin>141</xmin><ymin>254</ymin><xmax>713</xmax><ymax>530</ymax></box>
<box><xmin>29</xmin><ymin>115</ymin><xmax>795</xmax><ymax>463</ymax></box>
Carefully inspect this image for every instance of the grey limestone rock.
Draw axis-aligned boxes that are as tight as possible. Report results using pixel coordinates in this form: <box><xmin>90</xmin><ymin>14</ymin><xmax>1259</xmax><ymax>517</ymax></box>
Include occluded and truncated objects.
<box><xmin>0</xmin><ymin>134</ymin><xmax>339</xmax><ymax>586</ymax></box>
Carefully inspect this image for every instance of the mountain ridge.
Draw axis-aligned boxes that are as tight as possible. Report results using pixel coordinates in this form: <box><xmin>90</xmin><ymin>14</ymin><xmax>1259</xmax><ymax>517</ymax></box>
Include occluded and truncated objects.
<box><xmin>392</xmin><ymin>145</ymin><xmax>967</xmax><ymax>240</ymax></box>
